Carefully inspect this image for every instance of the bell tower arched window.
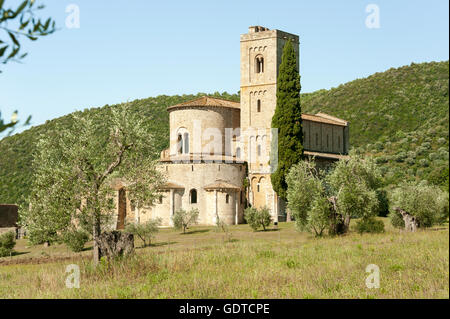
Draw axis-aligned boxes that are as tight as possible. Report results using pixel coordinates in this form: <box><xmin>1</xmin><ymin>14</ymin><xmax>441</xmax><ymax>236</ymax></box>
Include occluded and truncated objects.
<box><xmin>183</xmin><ymin>132</ymin><xmax>189</xmax><ymax>154</ymax></box>
<box><xmin>257</xmin><ymin>99</ymin><xmax>261</xmax><ymax>112</ymax></box>
<box><xmin>176</xmin><ymin>128</ymin><xmax>189</xmax><ymax>155</ymax></box>
<box><xmin>255</xmin><ymin>55</ymin><xmax>264</xmax><ymax>73</ymax></box>
<box><xmin>177</xmin><ymin>134</ymin><xmax>183</xmax><ymax>154</ymax></box>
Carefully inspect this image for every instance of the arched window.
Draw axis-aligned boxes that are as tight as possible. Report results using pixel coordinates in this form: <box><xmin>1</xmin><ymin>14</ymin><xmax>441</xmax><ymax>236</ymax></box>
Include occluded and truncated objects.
<box><xmin>257</xmin><ymin>184</ymin><xmax>260</xmax><ymax>192</ymax></box>
<box><xmin>236</xmin><ymin>147</ymin><xmax>241</xmax><ymax>159</ymax></box>
<box><xmin>158</xmin><ymin>195</ymin><xmax>163</xmax><ymax>204</ymax></box>
<box><xmin>225</xmin><ymin>194</ymin><xmax>229</xmax><ymax>204</ymax></box>
<box><xmin>176</xmin><ymin>128</ymin><xmax>189</xmax><ymax>155</ymax></box>
<box><xmin>257</xmin><ymin>99</ymin><xmax>261</xmax><ymax>112</ymax></box>
<box><xmin>257</xmin><ymin>144</ymin><xmax>261</xmax><ymax>156</ymax></box>
<box><xmin>177</xmin><ymin>134</ymin><xmax>183</xmax><ymax>154</ymax></box>
<box><xmin>255</xmin><ymin>55</ymin><xmax>264</xmax><ymax>73</ymax></box>
<box><xmin>190</xmin><ymin>189</ymin><xmax>197</xmax><ymax>204</ymax></box>
<box><xmin>183</xmin><ymin>132</ymin><xmax>189</xmax><ymax>154</ymax></box>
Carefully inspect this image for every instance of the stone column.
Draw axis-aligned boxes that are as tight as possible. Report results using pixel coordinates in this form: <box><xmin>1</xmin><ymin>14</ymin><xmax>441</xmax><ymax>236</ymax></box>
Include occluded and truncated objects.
<box><xmin>234</xmin><ymin>191</ymin><xmax>238</xmax><ymax>225</ymax></box>
<box><xmin>272</xmin><ymin>190</ymin><xmax>278</xmax><ymax>223</ymax></box>
<box><xmin>169</xmin><ymin>189</ymin><xmax>174</xmax><ymax>226</ymax></box>
<box><xmin>214</xmin><ymin>190</ymin><xmax>218</xmax><ymax>224</ymax></box>
<box><xmin>135</xmin><ymin>206</ymin><xmax>140</xmax><ymax>224</ymax></box>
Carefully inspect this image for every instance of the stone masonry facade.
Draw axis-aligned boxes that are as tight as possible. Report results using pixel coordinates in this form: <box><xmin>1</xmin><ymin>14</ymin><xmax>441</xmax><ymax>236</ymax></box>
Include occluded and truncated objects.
<box><xmin>113</xmin><ymin>26</ymin><xmax>349</xmax><ymax>227</ymax></box>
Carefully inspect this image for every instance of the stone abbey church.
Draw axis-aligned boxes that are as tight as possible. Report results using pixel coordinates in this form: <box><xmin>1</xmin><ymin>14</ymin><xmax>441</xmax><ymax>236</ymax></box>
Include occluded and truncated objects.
<box><xmin>114</xmin><ymin>26</ymin><xmax>349</xmax><ymax>228</ymax></box>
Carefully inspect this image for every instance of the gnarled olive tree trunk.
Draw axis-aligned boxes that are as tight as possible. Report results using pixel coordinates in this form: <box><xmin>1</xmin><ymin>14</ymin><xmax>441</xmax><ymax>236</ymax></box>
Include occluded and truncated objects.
<box><xmin>95</xmin><ymin>231</ymin><xmax>134</xmax><ymax>260</ymax></box>
<box><xmin>328</xmin><ymin>196</ymin><xmax>350</xmax><ymax>235</ymax></box>
<box><xmin>395</xmin><ymin>207</ymin><xmax>418</xmax><ymax>232</ymax></box>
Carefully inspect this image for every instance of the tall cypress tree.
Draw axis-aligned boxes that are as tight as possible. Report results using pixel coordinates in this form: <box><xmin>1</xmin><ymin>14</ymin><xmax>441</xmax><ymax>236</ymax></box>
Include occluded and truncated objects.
<box><xmin>271</xmin><ymin>39</ymin><xmax>303</xmax><ymax>200</ymax></box>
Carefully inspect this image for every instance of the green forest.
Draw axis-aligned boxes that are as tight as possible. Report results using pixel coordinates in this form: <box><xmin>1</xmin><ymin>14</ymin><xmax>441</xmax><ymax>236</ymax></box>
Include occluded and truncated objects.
<box><xmin>0</xmin><ymin>61</ymin><xmax>448</xmax><ymax>206</ymax></box>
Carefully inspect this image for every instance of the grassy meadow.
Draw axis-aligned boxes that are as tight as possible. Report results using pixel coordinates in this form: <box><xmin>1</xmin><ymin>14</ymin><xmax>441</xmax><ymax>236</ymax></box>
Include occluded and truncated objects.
<box><xmin>0</xmin><ymin>219</ymin><xmax>448</xmax><ymax>299</ymax></box>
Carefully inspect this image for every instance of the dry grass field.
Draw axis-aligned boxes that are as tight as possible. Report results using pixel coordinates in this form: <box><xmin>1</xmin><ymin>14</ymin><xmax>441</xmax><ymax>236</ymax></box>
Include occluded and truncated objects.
<box><xmin>0</xmin><ymin>219</ymin><xmax>448</xmax><ymax>298</ymax></box>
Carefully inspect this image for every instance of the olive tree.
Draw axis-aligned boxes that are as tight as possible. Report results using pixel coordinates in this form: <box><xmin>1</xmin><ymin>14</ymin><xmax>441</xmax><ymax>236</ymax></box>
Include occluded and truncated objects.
<box><xmin>21</xmin><ymin>103</ymin><xmax>165</xmax><ymax>264</ymax></box>
<box><xmin>172</xmin><ymin>208</ymin><xmax>199</xmax><ymax>233</ymax></box>
<box><xmin>244</xmin><ymin>206</ymin><xmax>272</xmax><ymax>231</ymax></box>
<box><xmin>286</xmin><ymin>160</ymin><xmax>329</xmax><ymax>236</ymax></box>
<box><xmin>389</xmin><ymin>182</ymin><xmax>449</xmax><ymax>231</ymax></box>
<box><xmin>286</xmin><ymin>154</ymin><xmax>383</xmax><ymax>236</ymax></box>
<box><xmin>125</xmin><ymin>218</ymin><xmax>162</xmax><ymax>247</ymax></box>
<box><xmin>325</xmin><ymin>154</ymin><xmax>382</xmax><ymax>234</ymax></box>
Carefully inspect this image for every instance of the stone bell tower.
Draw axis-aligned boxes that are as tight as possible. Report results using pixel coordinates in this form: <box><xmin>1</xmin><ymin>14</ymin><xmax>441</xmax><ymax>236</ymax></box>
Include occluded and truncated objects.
<box><xmin>239</xmin><ymin>26</ymin><xmax>299</xmax><ymax>221</ymax></box>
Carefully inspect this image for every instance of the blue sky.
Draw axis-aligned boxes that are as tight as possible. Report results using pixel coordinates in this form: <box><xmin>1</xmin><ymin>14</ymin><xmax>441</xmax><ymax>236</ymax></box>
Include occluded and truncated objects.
<box><xmin>0</xmin><ymin>0</ymin><xmax>448</xmax><ymax>133</ymax></box>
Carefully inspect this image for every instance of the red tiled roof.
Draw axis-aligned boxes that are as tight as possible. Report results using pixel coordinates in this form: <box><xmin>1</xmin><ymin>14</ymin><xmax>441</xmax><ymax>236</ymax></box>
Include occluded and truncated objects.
<box><xmin>304</xmin><ymin>151</ymin><xmax>349</xmax><ymax>160</ymax></box>
<box><xmin>301</xmin><ymin>113</ymin><xmax>348</xmax><ymax>126</ymax></box>
<box><xmin>167</xmin><ymin>96</ymin><xmax>240</xmax><ymax>111</ymax></box>
<box><xmin>204</xmin><ymin>180</ymin><xmax>241</xmax><ymax>191</ymax></box>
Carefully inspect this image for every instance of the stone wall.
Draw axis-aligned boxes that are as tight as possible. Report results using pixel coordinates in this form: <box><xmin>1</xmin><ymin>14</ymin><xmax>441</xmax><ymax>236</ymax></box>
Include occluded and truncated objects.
<box><xmin>169</xmin><ymin>106</ymin><xmax>240</xmax><ymax>157</ymax></box>
<box><xmin>132</xmin><ymin>162</ymin><xmax>246</xmax><ymax>226</ymax></box>
<box><xmin>302</xmin><ymin>120</ymin><xmax>347</xmax><ymax>154</ymax></box>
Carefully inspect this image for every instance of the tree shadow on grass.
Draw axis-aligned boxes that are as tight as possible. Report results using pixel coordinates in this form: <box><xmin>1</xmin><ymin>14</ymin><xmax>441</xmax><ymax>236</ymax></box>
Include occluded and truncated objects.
<box><xmin>255</xmin><ymin>228</ymin><xmax>280</xmax><ymax>232</ymax></box>
<box><xmin>181</xmin><ymin>229</ymin><xmax>210</xmax><ymax>235</ymax></box>
<box><xmin>11</xmin><ymin>250</ymin><xmax>30</xmax><ymax>257</ymax></box>
<box><xmin>135</xmin><ymin>241</ymin><xmax>178</xmax><ymax>249</ymax></box>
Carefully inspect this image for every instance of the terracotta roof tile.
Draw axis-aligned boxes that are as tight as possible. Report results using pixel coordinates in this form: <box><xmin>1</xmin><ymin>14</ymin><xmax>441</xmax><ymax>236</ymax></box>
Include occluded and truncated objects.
<box><xmin>301</xmin><ymin>113</ymin><xmax>348</xmax><ymax>126</ymax></box>
<box><xmin>161</xmin><ymin>181</ymin><xmax>185</xmax><ymax>189</ymax></box>
<box><xmin>204</xmin><ymin>180</ymin><xmax>241</xmax><ymax>191</ymax></box>
<box><xmin>167</xmin><ymin>96</ymin><xmax>240</xmax><ymax>110</ymax></box>
<box><xmin>304</xmin><ymin>151</ymin><xmax>349</xmax><ymax>160</ymax></box>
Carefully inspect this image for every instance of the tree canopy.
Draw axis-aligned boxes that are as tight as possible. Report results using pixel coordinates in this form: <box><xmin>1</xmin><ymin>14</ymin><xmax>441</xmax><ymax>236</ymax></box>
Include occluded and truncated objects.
<box><xmin>21</xmin><ymin>103</ymin><xmax>166</xmax><ymax>263</ymax></box>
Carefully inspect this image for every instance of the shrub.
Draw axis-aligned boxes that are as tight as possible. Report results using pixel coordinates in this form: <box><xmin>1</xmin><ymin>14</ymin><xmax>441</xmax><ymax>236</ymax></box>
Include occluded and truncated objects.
<box><xmin>399</xmin><ymin>138</ymin><xmax>409</xmax><ymax>146</ymax></box>
<box><xmin>427</xmin><ymin>166</ymin><xmax>449</xmax><ymax>190</ymax></box>
<box><xmin>376</xmin><ymin>189</ymin><xmax>390</xmax><ymax>217</ymax></box>
<box><xmin>374</xmin><ymin>141</ymin><xmax>384</xmax><ymax>151</ymax></box>
<box><xmin>0</xmin><ymin>231</ymin><xmax>16</xmax><ymax>257</ymax></box>
<box><xmin>419</xmin><ymin>159</ymin><xmax>429</xmax><ymax>167</ymax></box>
<box><xmin>394</xmin><ymin>152</ymin><xmax>407</xmax><ymax>162</ymax></box>
<box><xmin>389</xmin><ymin>183</ymin><xmax>449</xmax><ymax>228</ymax></box>
<box><xmin>244</xmin><ymin>207</ymin><xmax>272</xmax><ymax>231</ymax></box>
<box><xmin>405</xmin><ymin>157</ymin><xmax>415</xmax><ymax>165</ymax></box>
<box><xmin>375</xmin><ymin>156</ymin><xmax>388</xmax><ymax>164</ymax></box>
<box><xmin>437</xmin><ymin>137</ymin><xmax>446</xmax><ymax>145</ymax></box>
<box><xmin>421</xmin><ymin>142</ymin><xmax>431</xmax><ymax>150</ymax></box>
<box><xmin>407</xmin><ymin>151</ymin><xmax>417</xmax><ymax>159</ymax></box>
<box><xmin>439</xmin><ymin>150</ymin><xmax>449</xmax><ymax>161</ymax></box>
<box><xmin>436</xmin><ymin>192</ymin><xmax>449</xmax><ymax>224</ymax></box>
<box><xmin>416</xmin><ymin>146</ymin><xmax>427</xmax><ymax>155</ymax></box>
<box><xmin>428</xmin><ymin>152</ymin><xmax>439</xmax><ymax>161</ymax></box>
<box><xmin>354</xmin><ymin>217</ymin><xmax>385</xmax><ymax>234</ymax></box>
<box><xmin>172</xmin><ymin>208</ymin><xmax>199</xmax><ymax>233</ymax></box>
<box><xmin>389</xmin><ymin>209</ymin><xmax>405</xmax><ymax>228</ymax></box>
<box><xmin>125</xmin><ymin>218</ymin><xmax>162</xmax><ymax>247</ymax></box>
<box><xmin>62</xmin><ymin>229</ymin><xmax>90</xmax><ymax>252</ymax></box>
